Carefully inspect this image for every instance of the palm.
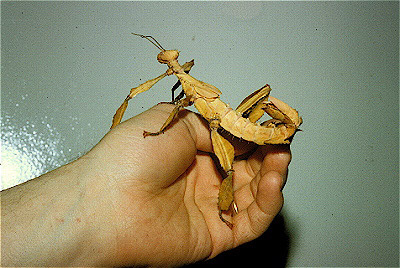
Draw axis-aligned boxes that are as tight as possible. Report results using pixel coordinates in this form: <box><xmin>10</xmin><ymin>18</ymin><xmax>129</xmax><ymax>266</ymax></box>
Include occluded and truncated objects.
<box><xmin>92</xmin><ymin>104</ymin><xmax>290</xmax><ymax>266</ymax></box>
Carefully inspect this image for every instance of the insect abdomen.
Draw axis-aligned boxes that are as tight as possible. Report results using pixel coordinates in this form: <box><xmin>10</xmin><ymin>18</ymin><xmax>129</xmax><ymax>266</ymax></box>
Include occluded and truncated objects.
<box><xmin>218</xmin><ymin>102</ymin><xmax>293</xmax><ymax>145</ymax></box>
<box><xmin>195</xmin><ymin>98</ymin><xmax>292</xmax><ymax>145</ymax></box>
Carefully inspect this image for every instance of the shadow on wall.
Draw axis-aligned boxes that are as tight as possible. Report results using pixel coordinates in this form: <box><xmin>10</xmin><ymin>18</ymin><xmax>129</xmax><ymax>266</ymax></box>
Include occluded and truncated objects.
<box><xmin>186</xmin><ymin>212</ymin><xmax>291</xmax><ymax>267</ymax></box>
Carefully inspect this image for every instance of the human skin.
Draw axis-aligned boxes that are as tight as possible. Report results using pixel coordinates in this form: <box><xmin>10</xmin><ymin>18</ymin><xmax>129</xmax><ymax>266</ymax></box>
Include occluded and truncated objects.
<box><xmin>1</xmin><ymin>103</ymin><xmax>291</xmax><ymax>267</ymax></box>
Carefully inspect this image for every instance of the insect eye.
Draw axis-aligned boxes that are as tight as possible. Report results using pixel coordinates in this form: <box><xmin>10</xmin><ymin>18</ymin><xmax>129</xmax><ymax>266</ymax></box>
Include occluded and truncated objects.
<box><xmin>157</xmin><ymin>50</ymin><xmax>179</xmax><ymax>64</ymax></box>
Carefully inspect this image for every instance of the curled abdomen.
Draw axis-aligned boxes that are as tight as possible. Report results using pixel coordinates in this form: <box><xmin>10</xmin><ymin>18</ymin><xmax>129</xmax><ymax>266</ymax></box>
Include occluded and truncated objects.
<box><xmin>195</xmin><ymin>98</ymin><xmax>294</xmax><ymax>145</ymax></box>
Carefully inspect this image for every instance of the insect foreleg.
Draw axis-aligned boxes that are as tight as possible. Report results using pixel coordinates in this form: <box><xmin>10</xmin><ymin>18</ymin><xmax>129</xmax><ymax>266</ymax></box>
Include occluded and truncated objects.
<box><xmin>111</xmin><ymin>72</ymin><xmax>167</xmax><ymax>128</ymax></box>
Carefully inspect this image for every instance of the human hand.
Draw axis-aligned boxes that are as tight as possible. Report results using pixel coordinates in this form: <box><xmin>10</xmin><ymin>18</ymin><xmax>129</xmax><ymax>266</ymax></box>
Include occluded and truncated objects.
<box><xmin>1</xmin><ymin>103</ymin><xmax>291</xmax><ymax>267</ymax></box>
<box><xmin>84</xmin><ymin>103</ymin><xmax>291</xmax><ymax>266</ymax></box>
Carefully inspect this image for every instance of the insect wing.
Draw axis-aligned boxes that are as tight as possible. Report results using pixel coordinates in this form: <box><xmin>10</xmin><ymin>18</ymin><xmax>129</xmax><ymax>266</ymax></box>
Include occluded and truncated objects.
<box><xmin>177</xmin><ymin>73</ymin><xmax>221</xmax><ymax>99</ymax></box>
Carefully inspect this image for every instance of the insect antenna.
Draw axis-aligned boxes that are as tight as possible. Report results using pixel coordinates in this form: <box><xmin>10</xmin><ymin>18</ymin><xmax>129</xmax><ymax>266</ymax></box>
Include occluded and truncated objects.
<box><xmin>132</xmin><ymin>33</ymin><xmax>165</xmax><ymax>51</ymax></box>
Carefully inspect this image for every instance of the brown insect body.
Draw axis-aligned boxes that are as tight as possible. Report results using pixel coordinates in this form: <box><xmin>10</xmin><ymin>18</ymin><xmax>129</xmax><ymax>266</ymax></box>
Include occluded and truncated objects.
<box><xmin>194</xmin><ymin>97</ymin><xmax>297</xmax><ymax>144</ymax></box>
<box><xmin>158</xmin><ymin>50</ymin><xmax>301</xmax><ymax>145</ymax></box>
<box><xmin>111</xmin><ymin>34</ymin><xmax>302</xmax><ymax>228</ymax></box>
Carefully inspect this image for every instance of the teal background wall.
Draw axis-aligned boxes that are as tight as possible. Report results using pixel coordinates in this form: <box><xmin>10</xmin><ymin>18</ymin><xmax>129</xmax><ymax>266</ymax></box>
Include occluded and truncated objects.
<box><xmin>2</xmin><ymin>1</ymin><xmax>398</xmax><ymax>267</ymax></box>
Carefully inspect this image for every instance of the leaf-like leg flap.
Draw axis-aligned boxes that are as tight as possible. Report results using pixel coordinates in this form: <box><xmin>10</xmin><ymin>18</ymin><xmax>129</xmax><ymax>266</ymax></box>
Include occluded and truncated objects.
<box><xmin>210</xmin><ymin>120</ymin><xmax>235</xmax><ymax>228</ymax></box>
<box><xmin>236</xmin><ymin>84</ymin><xmax>272</xmax><ymax>123</ymax></box>
<box><xmin>210</xmin><ymin>121</ymin><xmax>235</xmax><ymax>172</ymax></box>
<box><xmin>111</xmin><ymin>98</ymin><xmax>129</xmax><ymax>128</ymax></box>
<box><xmin>218</xmin><ymin>171</ymin><xmax>234</xmax><ymax>211</ymax></box>
<box><xmin>218</xmin><ymin>171</ymin><xmax>234</xmax><ymax>229</ymax></box>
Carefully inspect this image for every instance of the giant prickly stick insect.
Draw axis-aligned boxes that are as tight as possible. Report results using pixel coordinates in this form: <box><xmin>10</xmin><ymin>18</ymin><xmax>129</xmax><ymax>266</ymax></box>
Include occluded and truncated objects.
<box><xmin>111</xmin><ymin>34</ymin><xmax>302</xmax><ymax>228</ymax></box>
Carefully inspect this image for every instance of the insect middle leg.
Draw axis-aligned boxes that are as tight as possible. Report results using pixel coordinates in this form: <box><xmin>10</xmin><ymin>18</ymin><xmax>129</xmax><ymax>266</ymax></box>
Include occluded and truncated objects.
<box><xmin>209</xmin><ymin>119</ymin><xmax>236</xmax><ymax>228</ymax></box>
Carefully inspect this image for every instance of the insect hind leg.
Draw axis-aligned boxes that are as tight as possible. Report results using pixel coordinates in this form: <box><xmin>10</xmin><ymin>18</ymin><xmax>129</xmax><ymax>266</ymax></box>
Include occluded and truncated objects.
<box><xmin>236</xmin><ymin>84</ymin><xmax>272</xmax><ymax>123</ymax></box>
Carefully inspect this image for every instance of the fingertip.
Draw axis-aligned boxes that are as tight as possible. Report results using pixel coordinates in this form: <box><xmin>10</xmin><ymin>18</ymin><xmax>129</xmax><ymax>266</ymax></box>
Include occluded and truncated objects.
<box><xmin>257</xmin><ymin>170</ymin><xmax>285</xmax><ymax>215</ymax></box>
<box><xmin>259</xmin><ymin>145</ymin><xmax>291</xmax><ymax>179</ymax></box>
<box><xmin>261</xmin><ymin>144</ymin><xmax>292</xmax><ymax>163</ymax></box>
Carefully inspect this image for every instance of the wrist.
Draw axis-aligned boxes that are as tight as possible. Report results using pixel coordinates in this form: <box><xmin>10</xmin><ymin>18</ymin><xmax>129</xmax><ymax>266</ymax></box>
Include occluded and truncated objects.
<box><xmin>62</xmin><ymin>156</ymin><xmax>119</xmax><ymax>266</ymax></box>
<box><xmin>1</xmin><ymin>157</ymin><xmax>112</xmax><ymax>266</ymax></box>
